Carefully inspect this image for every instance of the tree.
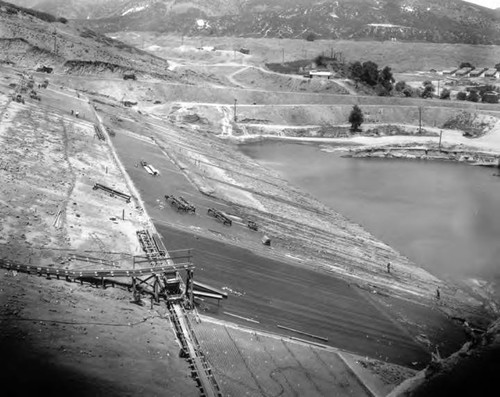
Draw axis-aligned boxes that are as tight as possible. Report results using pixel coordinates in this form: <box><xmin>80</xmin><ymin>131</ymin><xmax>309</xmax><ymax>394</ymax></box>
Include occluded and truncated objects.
<box><xmin>305</xmin><ymin>33</ymin><xmax>316</xmax><ymax>42</ymax></box>
<box><xmin>440</xmin><ymin>88</ymin><xmax>451</xmax><ymax>99</ymax></box>
<box><xmin>403</xmin><ymin>87</ymin><xmax>414</xmax><ymax>97</ymax></box>
<box><xmin>361</xmin><ymin>61</ymin><xmax>379</xmax><ymax>86</ymax></box>
<box><xmin>459</xmin><ymin>62</ymin><xmax>475</xmax><ymax>70</ymax></box>
<box><xmin>456</xmin><ymin>91</ymin><xmax>467</xmax><ymax>101</ymax></box>
<box><xmin>378</xmin><ymin>66</ymin><xmax>395</xmax><ymax>92</ymax></box>
<box><xmin>395</xmin><ymin>81</ymin><xmax>407</xmax><ymax>92</ymax></box>
<box><xmin>467</xmin><ymin>90</ymin><xmax>479</xmax><ymax>102</ymax></box>
<box><xmin>349</xmin><ymin>61</ymin><xmax>363</xmax><ymax>81</ymax></box>
<box><xmin>314</xmin><ymin>55</ymin><xmax>327</xmax><ymax>67</ymax></box>
<box><xmin>421</xmin><ymin>80</ymin><xmax>435</xmax><ymax>98</ymax></box>
<box><xmin>348</xmin><ymin>105</ymin><xmax>364</xmax><ymax>132</ymax></box>
<box><xmin>495</xmin><ymin>63</ymin><xmax>500</xmax><ymax>71</ymax></box>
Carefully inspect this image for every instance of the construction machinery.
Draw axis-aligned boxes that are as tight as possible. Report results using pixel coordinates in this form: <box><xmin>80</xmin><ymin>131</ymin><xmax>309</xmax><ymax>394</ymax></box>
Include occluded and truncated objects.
<box><xmin>165</xmin><ymin>195</ymin><xmax>196</xmax><ymax>213</ymax></box>
<box><xmin>123</xmin><ymin>71</ymin><xmax>136</xmax><ymax>80</ymax></box>
<box><xmin>247</xmin><ymin>220</ymin><xmax>258</xmax><ymax>231</ymax></box>
<box><xmin>13</xmin><ymin>94</ymin><xmax>25</xmax><ymax>104</ymax></box>
<box><xmin>92</xmin><ymin>183</ymin><xmax>131</xmax><ymax>203</ymax></box>
<box><xmin>29</xmin><ymin>90</ymin><xmax>41</xmax><ymax>101</ymax></box>
<box><xmin>207</xmin><ymin>208</ymin><xmax>232</xmax><ymax>226</ymax></box>
<box><xmin>140</xmin><ymin>160</ymin><xmax>159</xmax><ymax>176</ymax></box>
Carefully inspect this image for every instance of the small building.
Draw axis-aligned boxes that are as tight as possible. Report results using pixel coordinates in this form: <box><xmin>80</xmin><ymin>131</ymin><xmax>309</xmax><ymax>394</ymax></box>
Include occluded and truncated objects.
<box><xmin>469</xmin><ymin>68</ymin><xmax>486</xmax><ymax>78</ymax></box>
<box><xmin>308</xmin><ymin>70</ymin><xmax>334</xmax><ymax>79</ymax></box>
<box><xmin>454</xmin><ymin>67</ymin><xmax>472</xmax><ymax>77</ymax></box>
<box><xmin>482</xmin><ymin>91</ymin><xmax>499</xmax><ymax>104</ymax></box>
<box><xmin>485</xmin><ymin>68</ymin><xmax>499</xmax><ymax>78</ymax></box>
<box><xmin>442</xmin><ymin>68</ymin><xmax>458</xmax><ymax>75</ymax></box>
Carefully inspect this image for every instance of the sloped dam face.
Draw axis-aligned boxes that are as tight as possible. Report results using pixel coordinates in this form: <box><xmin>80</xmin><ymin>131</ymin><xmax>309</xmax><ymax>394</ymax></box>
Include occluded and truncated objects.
<box><xmin>241</xmin><ymin>141</ymin><xmax>500</xmax><ymax>296</ymax></box>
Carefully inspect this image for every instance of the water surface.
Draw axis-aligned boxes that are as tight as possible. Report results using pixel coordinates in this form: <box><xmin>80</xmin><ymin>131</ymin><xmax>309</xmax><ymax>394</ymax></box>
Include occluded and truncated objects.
<box><xmin>241</xmin><ymin>141</ymin><xmax>500</xmax><ymax>284</ymax></box>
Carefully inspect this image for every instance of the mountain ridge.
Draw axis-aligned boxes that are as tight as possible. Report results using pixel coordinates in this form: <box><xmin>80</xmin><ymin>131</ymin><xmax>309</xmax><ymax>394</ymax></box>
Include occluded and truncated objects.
<box><xmin>5</xmin><ymin>0</ymin><xmax>500</xmax><ymax>45</ymax></box>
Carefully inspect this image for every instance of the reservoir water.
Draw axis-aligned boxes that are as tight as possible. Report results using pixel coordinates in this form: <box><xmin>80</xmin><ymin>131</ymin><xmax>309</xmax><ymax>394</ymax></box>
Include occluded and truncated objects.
<box><xmin>241</xmin><ymin>141</ymin><xmax>500</xmax><ymax>291</ymax></box>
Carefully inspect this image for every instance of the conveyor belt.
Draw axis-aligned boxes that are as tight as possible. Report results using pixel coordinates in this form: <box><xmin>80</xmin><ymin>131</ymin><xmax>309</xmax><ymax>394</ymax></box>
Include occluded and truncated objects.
<box><xmin>0</xmin><ymin>259</ymin><xmax>193</xmax><ymax>278</ymax></box>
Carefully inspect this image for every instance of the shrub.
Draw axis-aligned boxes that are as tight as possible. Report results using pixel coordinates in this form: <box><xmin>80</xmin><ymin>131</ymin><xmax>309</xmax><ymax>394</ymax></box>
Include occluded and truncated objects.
<box><xmin>456</xmin><ymin>91</ymin><xmax>467</xmax><ymax>100</ymax></box>
<box><xmin>467</xmin><ymin>90</ymin><xmax>479</xmax><ymax>102</ymax></box>
<box><xmin>395</xmin><ymin>81</ymin><xmax>407</xmax><ymax>92</ymax></box>
<box><xmin>440</xmin><ymin>88</ymin><xmax>451</xmax><ymax>99</ymax></box>
<box><xmin>305</xmin><ymin>33</ymin><xmax>316</xmax><ymax>42</ymax></box>
<box><xmin>460</xmin><ymin>62</ymin><xmax>475</xmax><ymax>70</ymax></box>
<box><xmin>58</xmin><ymin>17</ymin><xmax>68</xmax><ymax>24</ymax></box>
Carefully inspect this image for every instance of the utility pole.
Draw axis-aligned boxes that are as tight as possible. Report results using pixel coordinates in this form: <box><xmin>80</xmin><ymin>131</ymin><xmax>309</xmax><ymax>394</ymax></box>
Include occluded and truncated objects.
<box><xmin>439</xmin><ymin>130</ymin><xmax>443</xmax><ymax>151</ymax></box>
<box><xmin>52</xmin><ymin>28</ymin><xmax>57</xmax><ymax>55</ymax></box>
<box><xmin>419</xmin><ymin>106</ymin><xmax>423</xmax><ymax>133</ymax></box>
<box><xmin>437</xmin><ymin>79</ymin><xmax>440</xmax><ymax>97</ymax></box>
<box><xmin>233</xmin><ymin>99</ymin><xmax>237</xmax><ymax>122</ymax></box>
<box><xmin>282</xmin><ymin>48</ymin><xmax>285</xmax><ymax>64</ymax></box>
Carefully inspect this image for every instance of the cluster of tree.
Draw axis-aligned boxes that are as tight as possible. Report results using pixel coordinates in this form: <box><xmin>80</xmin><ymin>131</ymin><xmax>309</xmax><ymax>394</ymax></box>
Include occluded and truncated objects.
<box><xmin>348</xmin><ymin>61</ymin><xmax>395</xmax><ymax>96</ymax></box>
<box><xmin>456</xmin><ymin>85</ymin><xmax>499</xmax><ymax>103</ymax></box>
<box><xmin>394</xmin><ymin>80</ymin><xmax>451</xmax><ymax>100</ymax></box>
<box><xmin>459</xmin><ymin>62</ymin><xmax>475</xmax><ymax>70</ymax></box>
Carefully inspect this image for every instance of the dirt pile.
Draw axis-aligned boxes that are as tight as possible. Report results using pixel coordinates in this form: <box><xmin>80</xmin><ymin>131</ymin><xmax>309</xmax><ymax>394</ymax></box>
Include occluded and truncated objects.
<box><xmin>0</xmin><ymin>270</ymin><xmax>197</xmax><ymax>397</ymax></box>
<box><xmin>0</xmin><ymin>9</ymin><xmax>172</xmax><ymax>77</ymax></box>
<box><xmin>443</xmin><ymin>111</ymin><xmax>500</xmax><ymax>138</ymax></box>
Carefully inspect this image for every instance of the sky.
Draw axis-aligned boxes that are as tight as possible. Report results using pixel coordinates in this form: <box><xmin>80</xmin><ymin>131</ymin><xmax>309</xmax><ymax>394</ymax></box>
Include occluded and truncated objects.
<box><xmin>463</xmin><ymin>0</ymin><xmax>499</xmax><ymax>9</ymax></box>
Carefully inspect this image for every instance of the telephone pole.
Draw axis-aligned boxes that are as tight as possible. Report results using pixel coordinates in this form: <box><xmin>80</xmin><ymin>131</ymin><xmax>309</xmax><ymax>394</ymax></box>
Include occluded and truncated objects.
<box><xmin>233</xmin><ymin>99</ymin><xmax>237</xmax><ymax>122</ymax></box>
<box><xmin>52</xmin><ymin>28</ymin><xmax>57</xmax><ymax>55</ymax></box>
<box><xmin>419</xmin><ymin>106</ymin><xmax>423</xmax><ymax>133</ymax></box>
<box><xmin>282</xmin><ymin>48</ymin><xmax>285</xmax><ymax>63</ymax></box>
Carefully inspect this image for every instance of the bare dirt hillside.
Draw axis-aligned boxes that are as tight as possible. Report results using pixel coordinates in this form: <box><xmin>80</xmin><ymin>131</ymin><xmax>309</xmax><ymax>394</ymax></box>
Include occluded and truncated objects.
<box><xmin>0</xmin><ymin>270</ymin><xmax>197</xmax><ymax>397</ymax></box>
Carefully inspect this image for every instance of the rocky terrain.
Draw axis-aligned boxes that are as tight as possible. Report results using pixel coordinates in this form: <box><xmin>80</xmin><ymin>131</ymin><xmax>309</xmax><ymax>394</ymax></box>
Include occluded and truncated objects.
<box><xmin>52</xmin><ymin>0</ymin><xmax>500</xmax><ymax>45</ymax></box>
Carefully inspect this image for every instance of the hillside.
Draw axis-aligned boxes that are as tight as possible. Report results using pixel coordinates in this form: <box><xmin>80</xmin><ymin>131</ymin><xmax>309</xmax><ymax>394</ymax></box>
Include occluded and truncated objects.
<box><xmin>18</xmin><ymin>0</ymin><xmax>499</xmax><ymax>45</ymax></box>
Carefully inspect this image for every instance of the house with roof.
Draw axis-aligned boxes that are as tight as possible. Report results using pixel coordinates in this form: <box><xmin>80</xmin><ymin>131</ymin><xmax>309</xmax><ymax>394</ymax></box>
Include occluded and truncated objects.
<box><xmin>307</xmin><ymin>70</ymin><xmax>334</xmax><ymax>79</ymax></box>
<box><xmin>454</xmin><ymin>67</ymin><xmax>472</xmax><ymax>77</ymax></box>
<box><xmin>469</xmin><ymin>68</ymin><xmax>486</xmax><ymax>78</ymax></box>
<box><xmin>484</xmin><ymin>68</ymin><xmax>499</xmax><ymax>78</ymax></box>
<box><xmin>443</xmin><ymin>68</ymin><xmax>458</xmax><ymax>75</ymax></box>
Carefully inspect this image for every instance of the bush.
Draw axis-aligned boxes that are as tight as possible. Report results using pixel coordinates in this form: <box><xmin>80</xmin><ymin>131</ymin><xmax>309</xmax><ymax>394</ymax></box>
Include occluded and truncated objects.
<box><xmin>440</xmin><ymin>88</ymin><xmax>451</xmax><ymax>99</ymax></box>
<box><xmin>467</xmin><ymin>90</ymin><xmax>479</xmax><ymax>102</ymax></box>
<box><xmin>58</xmin><ymin>17</ymin><xmax>68</xmax><ymax>24</ymax></box>
<box><xmin>456</xmin><ymin>91</ymin><xmax>467</xmax><ymax>101</ymax></box>
<box><xmin>395</xmin><ymin>81</ymin><xmax>407</xmax><ymax>92</ymax></box>
<box><xmin>403</xmin><ymin>87</ymin><xmax>413</xmax><ymax>97</ymax></box>
<box><xmin>460</xmin><ymin>62</ymin><xmax>475</xmax><ymax>70</ymax></box>
<box><xmin>305</xmin><ymin>33</ymin><xmax>316</xmax><ymax>42</ymax></box>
